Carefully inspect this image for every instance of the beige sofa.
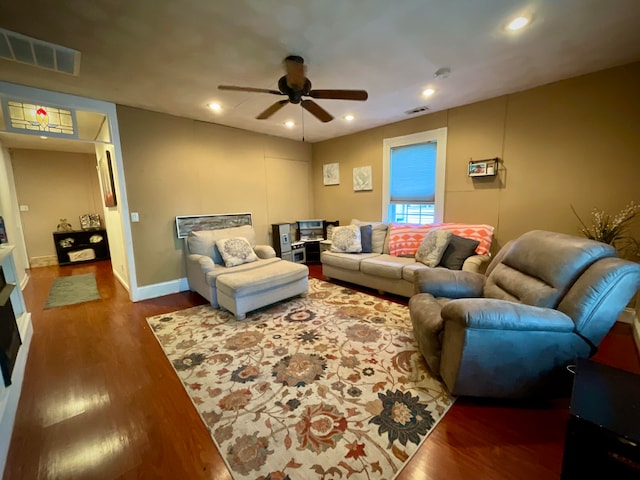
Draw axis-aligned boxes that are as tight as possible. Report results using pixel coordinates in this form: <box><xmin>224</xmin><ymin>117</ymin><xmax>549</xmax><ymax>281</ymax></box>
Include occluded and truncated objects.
<box><xmin>185</xmin><ymin>225</ymin><xmax>308</xmax><ymax>319</ymax></box>
<box><xmin>321</xmin><ymin>221</ymin><xmax>491</xmax><ymax>298</ymax></box>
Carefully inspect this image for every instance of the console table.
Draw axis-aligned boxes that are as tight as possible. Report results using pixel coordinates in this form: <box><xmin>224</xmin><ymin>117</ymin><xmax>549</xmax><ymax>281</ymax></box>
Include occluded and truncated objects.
<box><xmin>53</xmin><ymin>229</ymin><xmax>110</xmax><ymax>265</ymax></box>
<box><xmin>561</xmin><ymin>359</ymin><xmax>640</xmax><ymax>478</ymax></box>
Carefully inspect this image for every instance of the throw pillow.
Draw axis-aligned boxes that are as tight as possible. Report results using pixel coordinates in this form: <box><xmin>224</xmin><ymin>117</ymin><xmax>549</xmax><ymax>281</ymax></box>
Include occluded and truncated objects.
<box><xmin>387</xmin><ymin>224</ymin><xmax>434</xmax><ymax>257</ymax></box>
<box><xmin>415</xmin><ymin>229</ymin><xmax>453</xmax><ymax>267</ymax></box>
<box><xmin>351</xmin><ymin>219</ymin><xmax>387</xmax><ymax>253</ymax></box>
<box><xmin>216</xmin><ymin>237</ymin><xmax>258</xmax><ymax>267</ymax></box>
<box><xmin>326</xmin><ymin>224</ymin><xmax>336</xmax><ymax>241</ymax></box>
<box><xmin>360</xmin><ymin>224</ymin><xmax>373</xmax><ymax>253</ymax></box>
<box><xmin>439</xmin><ymin>234</ymin><xmax>480</xmax><ymax>270</ymax></box>
<box><xmin>330</xmin><ymin>225</ymin><xmax>362</xmax><ymax>253</ymax></box>
<box><xmin>436</xmin><ymin>223</ymin><xmax>494</xmax><ymax>255</ymax></box>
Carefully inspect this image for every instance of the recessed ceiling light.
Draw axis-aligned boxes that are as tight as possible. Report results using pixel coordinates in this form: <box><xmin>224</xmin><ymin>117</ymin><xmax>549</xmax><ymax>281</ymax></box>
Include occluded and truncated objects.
<box><xmin>422</xmin><ymin>88</ymin><xmax>435</xmax><ymax>97</ymax></box>
<box><xmin>285</xmin><ymin>120</ymin><xmax>295</xmax><ymax>128</ymax></box>
<box><xmin>507</xmin><ymin>16</ymin><xmax>529</xmax><ymax>31</ymax></box>
<box><xmin>208</xmin><ymin>102</ymin><xmax>221</xmax><ymax>112</ymax></box>
<box><xmin>344</xmin><ymin>114</ymin><xmax>354</xmax><ymax>121</ymax></box>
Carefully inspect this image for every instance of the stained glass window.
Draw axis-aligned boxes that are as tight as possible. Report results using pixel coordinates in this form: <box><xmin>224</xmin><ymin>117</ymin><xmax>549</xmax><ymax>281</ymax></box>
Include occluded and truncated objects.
<box><xmin>5</xmin><ymin>100</ymin><xmax>76</xmax><ymax>136</ymax></box>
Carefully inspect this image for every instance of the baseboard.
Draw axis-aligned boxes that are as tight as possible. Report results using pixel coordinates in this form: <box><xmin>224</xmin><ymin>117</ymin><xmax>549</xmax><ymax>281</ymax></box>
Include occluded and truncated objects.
<box><xmin>0</xmin><ymin>313</ymin><xmax>32</xmax><ymax>477</ymax></box>
<box><xmin>618</xmin><ymin>307</ymin><xmax>636</xmax><ymax>325</ymax></box>
<box><xmin>112</xmin><ymin>268</ymin><xmax>130</xmax><ymax>294</ymax></box>
<box><xmin>29</xmin><ymin>255</ymin><xmax>58</xmax><ymax>268</ymax></box>
<box><xmin>133</xmin><ymin>277</ymin><xmax>190</xmax><ymax>302</ymax></box>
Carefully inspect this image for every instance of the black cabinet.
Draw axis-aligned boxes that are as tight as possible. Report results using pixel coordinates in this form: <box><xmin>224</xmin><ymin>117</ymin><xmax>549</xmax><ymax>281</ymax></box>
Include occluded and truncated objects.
<box><xmin>561</xmin><ymin>359</ymin><xmax>640</xmax><ymax>479</ymax></box>
<box><xmin>53</xmin><ymin>229</ymin><xmax>110</xmax><ymax>265</ymax></box>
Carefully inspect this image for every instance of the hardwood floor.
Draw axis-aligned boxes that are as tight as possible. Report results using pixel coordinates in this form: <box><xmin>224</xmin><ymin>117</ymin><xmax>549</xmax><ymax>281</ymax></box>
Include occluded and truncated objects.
<box><xmin>3</xmin><ymin>261</ymin><xmax>639</xmax><ymax>479</ymax></box>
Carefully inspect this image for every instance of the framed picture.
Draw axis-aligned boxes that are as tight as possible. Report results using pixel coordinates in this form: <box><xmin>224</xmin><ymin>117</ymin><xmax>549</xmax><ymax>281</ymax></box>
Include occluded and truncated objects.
<box><xmin>323</xmin><ymin>162</ymin><xmax>340</xmax><ymax>185</ymax></box>
<box><xmin>79</xmin><ymin>213</ymin><xmax>101</xmax><ymax>230</ymax></box>
<box><xmin>175</xmin><ymin>212</ymin><xmax>252</xmax><ymax>238</ymax></box>
<box><xmin>468</xmin><ymin>161</ymin><xmax>487</xmax><ymax>177</ymax></box>
<box><xmin>353</xmin><ymin>166</ymin><xmax>373</xmax><ymax>191</ymax></box>
<box><xmin>99</xmin><ymin>150</ymin><xmax>117</xmax><ymax>207</ymax></box>
<box><xmin>468</xmin><ymin>158</ymin><xmax>498</xmax><ymax>177</ymax></box>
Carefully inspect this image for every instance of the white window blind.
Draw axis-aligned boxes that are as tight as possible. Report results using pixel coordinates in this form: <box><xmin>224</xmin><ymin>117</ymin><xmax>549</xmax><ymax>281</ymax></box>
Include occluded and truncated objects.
<box><xmin>390</xmin><ymin>142</ymin><xmax>436</xmax><ymax>203</ymax></box>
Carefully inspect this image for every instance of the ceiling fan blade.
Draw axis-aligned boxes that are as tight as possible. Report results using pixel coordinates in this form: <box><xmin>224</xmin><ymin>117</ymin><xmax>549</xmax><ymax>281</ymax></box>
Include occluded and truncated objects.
<box><xmin>301</xmin><ymin>99</ymin><xmax>334</xmax><ymax>123</ymax></box>
<box><xmin>308</xmin><ymin>89</ymin><xmax>368</xmax><ymax>101</ymax></box>
<box><xmin>256</xmin><ymin>99</ymin><xmax>290</xmax><ymax>120</ymax></box>
<box><xmin>218</xmin><ymin>85</ymin><xmax>283</xmax><ymax>95</ymax></box>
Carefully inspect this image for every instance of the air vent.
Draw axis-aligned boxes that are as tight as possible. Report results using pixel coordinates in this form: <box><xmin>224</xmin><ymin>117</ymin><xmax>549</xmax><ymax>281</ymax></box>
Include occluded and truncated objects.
<box><xmin>0</xmin><ymin>28</ymin><xmax>80</xmax><ymax>76</ymax></box>
<box><xmin>405</xmin><ymin>106</ymin><xmax>429</xmax><ymax>115</ymax></box>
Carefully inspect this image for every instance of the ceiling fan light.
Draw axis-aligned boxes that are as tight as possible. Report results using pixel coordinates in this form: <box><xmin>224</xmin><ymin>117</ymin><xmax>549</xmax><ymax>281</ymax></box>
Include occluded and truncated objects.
<box><xmin>507</xmin><ymin>16</ymin><xmax>529</xmax><ymax>31</ymax></box>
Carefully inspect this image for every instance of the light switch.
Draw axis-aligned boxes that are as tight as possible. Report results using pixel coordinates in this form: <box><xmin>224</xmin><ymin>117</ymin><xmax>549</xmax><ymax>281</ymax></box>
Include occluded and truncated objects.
<box><xmin>131</xmin><ymin>212</ymin><xmax>139</xmax><ymax>222</ymax></box>
<box><xmin>19</xmin><ymin>205</ymin><xmax>29</xmax><ymax>211</ymax></box>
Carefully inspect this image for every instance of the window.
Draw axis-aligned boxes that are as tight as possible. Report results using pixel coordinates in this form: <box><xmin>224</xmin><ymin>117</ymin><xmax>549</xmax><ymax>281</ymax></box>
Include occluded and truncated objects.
<box><xmin>382</xmin><ymin>128</ymin><xmax>447</xmax><ymax>224</ymax></box>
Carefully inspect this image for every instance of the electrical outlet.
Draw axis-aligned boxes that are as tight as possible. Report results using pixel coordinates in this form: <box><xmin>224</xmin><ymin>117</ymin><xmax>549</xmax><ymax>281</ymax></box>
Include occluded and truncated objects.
<box><xmin>131</xmin><ymin>212</ymin><xmax>139</xmax><ymax>222</ymax></box>
<box><xmin>19</xmin><ymin>205</ymin><xmax>29</xmax><ymax>211</ymax></box>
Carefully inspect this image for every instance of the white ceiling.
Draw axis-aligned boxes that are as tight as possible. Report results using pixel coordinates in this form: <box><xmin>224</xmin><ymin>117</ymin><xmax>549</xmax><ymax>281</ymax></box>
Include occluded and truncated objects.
<box><xmin>1</xmin><ymin>0</ymin><xmax>640</xmax><ymax>147</ymax></box>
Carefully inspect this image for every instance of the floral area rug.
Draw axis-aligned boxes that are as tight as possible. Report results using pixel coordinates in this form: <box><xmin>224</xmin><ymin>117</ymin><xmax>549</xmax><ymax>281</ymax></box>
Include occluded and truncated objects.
<box><xmin>147</xmin><ymin>278</ymin><xmax>453</xmax><ymax>479</ymax></box>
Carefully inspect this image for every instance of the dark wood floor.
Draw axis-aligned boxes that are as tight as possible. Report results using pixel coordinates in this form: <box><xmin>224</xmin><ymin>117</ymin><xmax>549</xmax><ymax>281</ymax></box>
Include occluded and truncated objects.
<box><xmin>3</xmin><ymin>261</ymin><xmax>639</xmax><ymax>479</ymax></box>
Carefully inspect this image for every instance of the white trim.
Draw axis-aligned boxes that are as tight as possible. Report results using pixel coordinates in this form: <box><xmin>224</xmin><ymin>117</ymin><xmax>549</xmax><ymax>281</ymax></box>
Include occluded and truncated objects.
<box><xmin>381</xmin><ymin>128</ymin><xmax>447</xmax><ymax>223</ymax></box>
<box><xmin>135</xmin><ymin>277</ymin><xmax>190</xmax><ymax>302</ymax></box>
<box><xmin>0</xmin><ymin>314</ymin><xmax>32</xmax><ymax>477</ymax></box>
<box><xmin>0</xmin><ymin>81</ymin><xmax>139</xmax><ymax>303</ymax></box>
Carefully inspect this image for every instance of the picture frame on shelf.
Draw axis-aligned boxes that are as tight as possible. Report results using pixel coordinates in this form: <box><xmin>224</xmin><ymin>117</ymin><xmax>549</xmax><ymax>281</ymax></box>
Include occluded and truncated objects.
<box><xmin>80</xmin><ymin>213</ymin><xmax>101</xmax><ymax>230</ymax></box>
<box><xmin>468</xmin><ymin>158</ymin><xmax>498</xmax><ymax>177</ymax></box>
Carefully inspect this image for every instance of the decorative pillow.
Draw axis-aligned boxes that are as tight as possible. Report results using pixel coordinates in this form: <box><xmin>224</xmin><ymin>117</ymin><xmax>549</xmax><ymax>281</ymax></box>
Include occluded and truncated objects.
<box><xmin>216</xmin><ymin>237</ymin><xmax>258</xmax><ymax>267</ymax></box>
<box><xmin>188</xmin><ymin>225</ymin><xmax>256</xmax><ymax>265</ymax></box>
<box><xmin>415</xmin><ymin>230</ymin><xmax>453</xmax><ymax>267</ymax></box>
<box><xmin>360</xmin><ymin>225</ymin><xmax>373</xmax><ymax>253</ymax></box>
<box><xmin>330</xmin><ymin>225</ymin><xmax>362</xmax><ymax>253</ymax></box>
<box><xmin>387</xmin><ymin>224</ymin><xmax>435</xmax><ymax>257</ymax></box>
<box><xmin>326</xmin><ymin>224</ymin><xmax>336</xmax><ymax>241</ymax></box>
<box><xmin>351</xmin><ymin>220</ymin><xmax>388</xmax><ymax>254</ymax></box>
<box><xmin>437</xmin><ymin>223</ymin><xmax>494</xmax><ymax>255</ymax></box>
<box><xmin>439</xmin><ymin>234</ymin><xmax>481</xmax><ymax>270</ymax></box>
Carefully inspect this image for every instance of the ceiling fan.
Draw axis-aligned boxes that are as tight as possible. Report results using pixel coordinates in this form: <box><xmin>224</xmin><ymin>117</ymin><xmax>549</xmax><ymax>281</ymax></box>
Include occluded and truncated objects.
<box><xmin>218</xmin><ymin>55</ymin><xmax>368</xmax><ymax>123</ymax></box>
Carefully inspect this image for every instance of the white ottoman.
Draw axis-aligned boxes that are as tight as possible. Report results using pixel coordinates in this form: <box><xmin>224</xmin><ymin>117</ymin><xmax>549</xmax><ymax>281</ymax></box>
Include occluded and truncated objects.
<box><xmin>216</xmin><ymin>260</ymin><xmax>309</xmax><ymax>319</ymax></box>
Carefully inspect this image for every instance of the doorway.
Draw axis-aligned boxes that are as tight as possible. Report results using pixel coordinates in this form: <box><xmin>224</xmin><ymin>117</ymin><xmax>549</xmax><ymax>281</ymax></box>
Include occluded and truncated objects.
<box><xmin>0</xmin><ymin>81</ymin><xmax>136</xmax><ymax>298</ymax></box>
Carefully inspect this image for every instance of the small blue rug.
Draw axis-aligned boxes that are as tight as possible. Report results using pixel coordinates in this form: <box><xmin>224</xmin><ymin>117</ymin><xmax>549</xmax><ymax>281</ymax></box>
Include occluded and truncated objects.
<box><xmin>44</xmin><ymin>273</ymin><xmax>101</xmax><ymax>309</ymax></box>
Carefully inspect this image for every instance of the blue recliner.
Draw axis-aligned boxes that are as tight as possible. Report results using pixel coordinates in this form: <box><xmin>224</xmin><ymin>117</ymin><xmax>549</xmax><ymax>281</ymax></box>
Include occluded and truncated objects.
<box><xmin>409</xmin><ymin>230</ymin><xmax>640</xmax><ymax>398</ymax></box>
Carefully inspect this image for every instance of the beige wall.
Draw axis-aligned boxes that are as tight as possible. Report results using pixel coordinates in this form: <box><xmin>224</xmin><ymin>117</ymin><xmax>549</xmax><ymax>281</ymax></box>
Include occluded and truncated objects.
<box><xmin>10</xmin><ymin>149</ymin><xmax>103</xmax><ymax>264</ymax></box>
<box><xmin>312</xmin><ymin>62</ymin><xmax>640</xmax><ymax>253</ymax></box>
<box><xmin>116</xmin><ymin>106</ymin><xmax>313</xmax><ymax>287</ymax></box>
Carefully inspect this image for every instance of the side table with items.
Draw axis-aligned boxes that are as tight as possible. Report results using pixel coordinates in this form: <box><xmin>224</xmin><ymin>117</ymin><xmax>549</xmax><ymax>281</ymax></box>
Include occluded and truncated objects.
<box><xmin>53</xmin><ymin>229</ymin><xmax>110</xmax><ymax>266</ymax></box>
<box><xmin>561</xmin><ymin>359</ymin><xmax>640</xmax><ymax>479</ymax></box>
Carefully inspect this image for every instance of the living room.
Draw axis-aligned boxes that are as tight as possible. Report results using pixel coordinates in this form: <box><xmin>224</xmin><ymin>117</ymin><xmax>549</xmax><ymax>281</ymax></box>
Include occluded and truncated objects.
<box><xmin>1</xmin><ymin>1</ymin><xmax>640</xmax><ymax>479</ymax></box>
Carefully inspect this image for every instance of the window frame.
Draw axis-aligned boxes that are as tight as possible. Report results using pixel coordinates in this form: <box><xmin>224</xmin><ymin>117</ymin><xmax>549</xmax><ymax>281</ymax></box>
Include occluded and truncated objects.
<box><xmin>381</xmin><ymin>128</ymin><xmax>447</xmax><ymax>223</ymax></box>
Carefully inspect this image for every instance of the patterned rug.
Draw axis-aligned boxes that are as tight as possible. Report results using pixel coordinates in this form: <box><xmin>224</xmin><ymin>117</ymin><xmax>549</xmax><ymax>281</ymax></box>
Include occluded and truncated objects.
<box><xmin>44</xmin><ymin>273</ymin><xmax>101</xmax><ymax>309</ymax></box>
<box><xmin>147</xmin><ymin>278</ymin><xmax>453</xmax><ymax>479</ymax></box>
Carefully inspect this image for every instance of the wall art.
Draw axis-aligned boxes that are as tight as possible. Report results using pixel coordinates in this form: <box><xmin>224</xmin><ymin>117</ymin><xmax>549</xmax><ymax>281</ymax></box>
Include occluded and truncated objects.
<box><xmin>353</xmin><ymin>166</ymin><xmax>373</xmax><ymax>191</ymax></box>
<box><xmin>323</xmin><ymin>162</ymin><xmax>340</xmax><ymax>185</ymax></box>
